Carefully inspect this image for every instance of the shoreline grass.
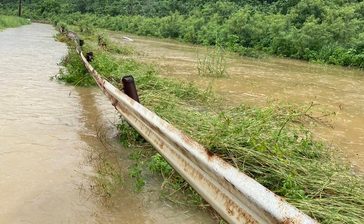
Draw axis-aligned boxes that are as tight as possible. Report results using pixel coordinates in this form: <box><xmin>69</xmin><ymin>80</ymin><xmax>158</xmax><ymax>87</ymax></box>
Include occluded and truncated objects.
<box><xmin>0</xmin><ymin>15</ymin><xmax>30</xmax><ymax>31</ymax></box>
<box><xmin>56</xmin><ymin>28</ymin><xmax>364</xmax><ymax>223</ymax></box>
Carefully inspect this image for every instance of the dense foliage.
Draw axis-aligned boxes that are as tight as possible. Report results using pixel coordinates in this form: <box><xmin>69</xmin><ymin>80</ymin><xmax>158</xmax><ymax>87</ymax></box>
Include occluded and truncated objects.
<box><xmin>1</xmin><ymin>0</ymin><xmax>364</xmax><ymax>67</ymax></box>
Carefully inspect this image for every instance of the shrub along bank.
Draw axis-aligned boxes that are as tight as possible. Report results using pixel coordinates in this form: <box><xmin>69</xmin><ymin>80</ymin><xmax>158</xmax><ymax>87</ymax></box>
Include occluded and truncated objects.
<box><xmin>56</xmin><ymin>26</ymin><xmax>364</xmax><ymax>223</ymax></box>
<box><xmin>0</xmin><ymin>15</ymin><xmax>30</xmax><ymax>30</ymax></box>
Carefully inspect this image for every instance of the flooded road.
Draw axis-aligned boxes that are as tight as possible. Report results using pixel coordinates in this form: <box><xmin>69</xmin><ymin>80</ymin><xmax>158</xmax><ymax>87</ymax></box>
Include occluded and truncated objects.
<box><xmin>110</xmin><ymin>33</ymin><xmax>364</xmax><ymax>172</ymax></box>
<box><xmin>0</xmin><ymin>24</ymin><xmax>215</xmax><ymax>223</ymax></box>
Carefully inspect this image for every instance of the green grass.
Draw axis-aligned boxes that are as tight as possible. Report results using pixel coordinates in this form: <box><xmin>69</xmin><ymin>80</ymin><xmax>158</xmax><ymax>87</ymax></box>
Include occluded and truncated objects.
<box><xmin>0</xmin><ymin>15</ymin><xmax>30</xmax><ymax>30</ymax></box>
<box><xmin>57</xmin><ymin>31</ymin><xmax>364</xmax><ymax>223</ymax></box>
<box><xmin>197</xmin><ymin>46</ymin><xmax>229</xmax><ymax>78</ymax></box>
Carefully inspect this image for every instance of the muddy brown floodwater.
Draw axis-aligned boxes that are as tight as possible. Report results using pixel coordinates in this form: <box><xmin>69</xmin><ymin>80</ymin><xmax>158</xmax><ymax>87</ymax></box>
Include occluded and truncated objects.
<box><xmin>0</xmin><ymin>24</ymin><xmax>215</xmax><ymax>223</ymax></box>
<box><xmin>110</xmin><ymin>32</ymin><xmax>364</xmax><ymax>173</ymax></box>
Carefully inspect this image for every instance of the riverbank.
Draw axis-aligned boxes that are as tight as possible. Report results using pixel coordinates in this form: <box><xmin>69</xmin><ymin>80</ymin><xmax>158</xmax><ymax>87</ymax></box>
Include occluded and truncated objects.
<box><xmin>107</xmin><ymin>30</ymin><xmax>364</xmax><ymax>173</ymax></box>
<box><xmin>0</xmin><ymin>15</ymin><xmax>29</xmax><ymax>30</ymax></box>
<box><xmin>60</xmin><ymin>10</ymin><xmax>364</xmax><ymax>69</ymax></box>
<box><xmin>57</xmin><ymin>26</ymin><xmax>364</xmax><ymax>223</ymax></box>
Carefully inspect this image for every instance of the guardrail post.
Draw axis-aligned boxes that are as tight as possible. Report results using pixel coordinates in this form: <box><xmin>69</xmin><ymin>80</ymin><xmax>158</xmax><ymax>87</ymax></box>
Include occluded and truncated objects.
<box><xmin>121</xmin><ymin>75</ymin><xmax>140</xmax><ymax>103</ymax></box>
<box><xmin>86</xmin><ymin>52</ymin><xmax>94</xmax><ymax>62</ymax></box>
<box><xmin>60</xmin><ymin>25</ymin><xmax>66</xmax><ymax>33</ymax></box>
<box><xmin>18</xmin><ymin>0</ymin><xmax>22</xmax><ymax>17</ymax></box>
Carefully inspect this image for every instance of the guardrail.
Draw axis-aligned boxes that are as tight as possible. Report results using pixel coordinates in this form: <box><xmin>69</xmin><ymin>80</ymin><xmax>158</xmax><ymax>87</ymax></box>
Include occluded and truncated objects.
<box><xmin>65</xmin><ymin>31</ymin><xmax>318</xmax><ymax>224</ymax></box>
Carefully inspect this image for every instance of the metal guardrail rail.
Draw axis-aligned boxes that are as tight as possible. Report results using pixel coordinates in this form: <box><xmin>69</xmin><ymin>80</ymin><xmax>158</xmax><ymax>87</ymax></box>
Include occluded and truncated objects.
<box><xmin>66</xmin><ymin>31</ymin><xmax>318</xmax><ymax>224</ymax></box>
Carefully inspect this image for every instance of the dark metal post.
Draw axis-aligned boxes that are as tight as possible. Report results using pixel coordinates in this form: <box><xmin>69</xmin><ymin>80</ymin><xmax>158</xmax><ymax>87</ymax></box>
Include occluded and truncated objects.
<box><xmin>18</xmin><ymin>0</ymin><xmax>22</xmax><ymax>17</ymax></box>
<box><xmin>86</xmin><ymin>52</ymin><xmax>94</xmax><ymax>62</ymax></box>
<box><xmin>121</xmin><ymin>75</ymin><xmax>140</xmax><ymax>103</ymax></box>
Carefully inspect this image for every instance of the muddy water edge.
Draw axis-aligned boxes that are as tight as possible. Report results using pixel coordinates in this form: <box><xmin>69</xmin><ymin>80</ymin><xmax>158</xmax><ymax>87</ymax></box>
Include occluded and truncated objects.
<box><xmin>0</xmin><ymin>24</ymin><xmax>215</xmax><ymax>223</ymax></box>
<box><xmin>110</xmin><ymin>32</ymin><xmax>364</xmax><ymax>174</ymax></box>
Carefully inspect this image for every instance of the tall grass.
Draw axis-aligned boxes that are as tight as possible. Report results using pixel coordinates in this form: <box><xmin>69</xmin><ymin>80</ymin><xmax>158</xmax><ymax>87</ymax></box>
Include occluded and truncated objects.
<box><xmin>0</xmin><ymin>15</ymin><xmax>30</xmax><ymax>30</ymax></box>
<box><xmin>58</xmin><ymin>32</ymin><xmax>364</xmax><ymax>223</ymax></box>
<box><xmin>197</xmin><ymin>46</ymin><xmax>228</xmax><ymax>78</ymax></box>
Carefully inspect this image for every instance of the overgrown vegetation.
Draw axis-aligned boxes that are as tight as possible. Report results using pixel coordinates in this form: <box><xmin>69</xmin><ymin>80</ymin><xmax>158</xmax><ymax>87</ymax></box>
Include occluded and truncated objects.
<box><xmin>1</xmin><ymin>0</ymin><xmax>364</xmax><ymax>68</ymax></box>
<box><xmin>86</xmin><ymin>121</ymin><xmax>125</xmax><ymax>201</ymax></box>
<box><xmin>57</xmin><ymin>29</ymin><xmax>364</xmax><ymax>223</ymax></box>
<box><xmin>0</xmin><ymin>15</ymin><xmax>29</xmax><ymax>30</ymax></box>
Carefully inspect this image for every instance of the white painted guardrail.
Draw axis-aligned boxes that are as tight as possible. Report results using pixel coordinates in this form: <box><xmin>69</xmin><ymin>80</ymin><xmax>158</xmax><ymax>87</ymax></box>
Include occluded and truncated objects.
<box><xmin>67</xmin><ymin>31</ymin><xmax>318</xmax><ymax>224</ymax></box>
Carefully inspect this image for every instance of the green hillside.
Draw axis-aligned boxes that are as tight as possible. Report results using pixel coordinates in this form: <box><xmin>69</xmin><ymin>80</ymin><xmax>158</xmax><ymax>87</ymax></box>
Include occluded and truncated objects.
<box><xmin>1</xmin><ymin>0</ymin><xmax>363</xmax><ymax>68</ymax></box>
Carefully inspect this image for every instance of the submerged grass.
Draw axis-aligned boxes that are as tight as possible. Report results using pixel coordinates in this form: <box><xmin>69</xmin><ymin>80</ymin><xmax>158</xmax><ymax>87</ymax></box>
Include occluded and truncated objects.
<box><xmin>197</xmin><ymin>46</ymin><xmax>229</xmax><ymax>78</ymax></box>
<box><xmin>58</xmin><ymin>31</ymin><xmax>364</xmax><ymax>223</ymax></box>
<box><xmin>0</xmin><ymin>15</ymin><xmax>30</xmax><ymax>30</ymax></box>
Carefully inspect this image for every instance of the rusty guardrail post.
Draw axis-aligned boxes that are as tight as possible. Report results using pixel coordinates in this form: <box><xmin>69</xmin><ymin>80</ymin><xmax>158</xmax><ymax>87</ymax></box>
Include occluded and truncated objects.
<box><xmin>121</xmin><ymin>75</ymin><xmax>140</xmax><ymax>103</ymax></box>
<box><xmin>85</xmin><ymin>52</ymin><xmax>94</xmax><ymax>62</ymax></box>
